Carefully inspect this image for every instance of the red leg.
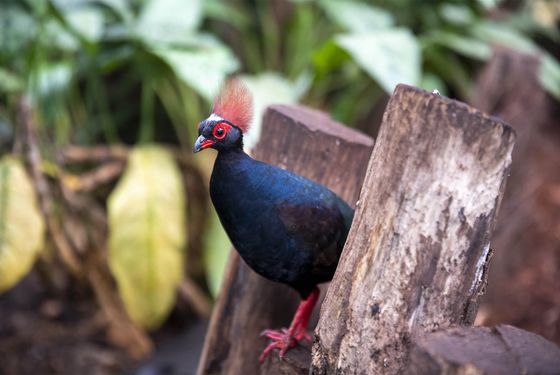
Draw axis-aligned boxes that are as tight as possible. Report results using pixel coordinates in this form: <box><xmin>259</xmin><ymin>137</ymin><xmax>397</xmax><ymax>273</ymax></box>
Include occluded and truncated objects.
<box><xmin>259</xmin><ymin>287</ymin><xmax>320</xmax><ymax>362</ymax></box>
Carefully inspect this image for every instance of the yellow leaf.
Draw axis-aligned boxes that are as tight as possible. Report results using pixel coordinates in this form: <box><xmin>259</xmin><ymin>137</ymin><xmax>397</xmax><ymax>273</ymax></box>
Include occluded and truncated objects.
<box><xmin>108</xmin><ymin>146</ymin><xmax>186</xmax><ymax>329</ymax></box>
<box><xmin>0</xmin><ymin>157</ymin><xmax>45</xmax><ymax>293</ymax></box>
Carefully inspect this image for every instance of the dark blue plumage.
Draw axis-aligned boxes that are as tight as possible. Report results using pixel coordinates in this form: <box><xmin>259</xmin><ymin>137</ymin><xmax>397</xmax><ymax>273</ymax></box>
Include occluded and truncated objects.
<box><xmin>210</xmin><ymin>148</ymin><xmax>353</xmax><ymax>299</ymax></box>
<box><xmin>193</xmin><ymin>78</ymin><xmax>354</xmax><ymax>361</ymax></box>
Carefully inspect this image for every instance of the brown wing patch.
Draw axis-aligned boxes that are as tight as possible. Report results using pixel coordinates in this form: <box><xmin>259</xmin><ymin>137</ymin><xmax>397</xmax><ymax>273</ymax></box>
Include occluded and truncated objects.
<box><xmin>276</xmin><ymin>201</ymin><xmax>346</xmax><ymax>278</ymax></box>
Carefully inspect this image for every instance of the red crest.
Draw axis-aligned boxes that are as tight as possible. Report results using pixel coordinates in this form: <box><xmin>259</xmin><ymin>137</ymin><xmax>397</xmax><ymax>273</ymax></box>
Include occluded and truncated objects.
<box><xmin>213</xmin><ymin>78</ymin><xmax>253</xmax><ymax>133</ymax></box>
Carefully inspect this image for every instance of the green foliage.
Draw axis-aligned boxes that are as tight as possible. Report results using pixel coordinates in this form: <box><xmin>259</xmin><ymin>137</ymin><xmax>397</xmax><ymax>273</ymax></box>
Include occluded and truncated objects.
<box><xmin>335</xmin><ymin>30</ymin><xmax>420</xmax><ymax>93</ymax></box>
<box><xmin>203</xmin><ymin>209</ymin><xmax>231</xmax><ymax>298</ymax></box>
<box><xmin>0</xmin><ymin>157</ymin><xmax>45</xmax><ymax>293</ymax></box>
<box><xmin>0</xmin><ymin>0</ymin><xmax>559</xmax><ymax>326</ymax></box>
<box><xmin>108</xmin><ymin>146</ymin><xmax>186</xmax><ymax>329</ymax></box>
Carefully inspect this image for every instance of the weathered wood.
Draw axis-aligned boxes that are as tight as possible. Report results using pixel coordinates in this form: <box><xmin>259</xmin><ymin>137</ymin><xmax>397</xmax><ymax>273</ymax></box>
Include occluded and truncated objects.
<box><xmin>407</xmin><ymin>325</ymin><xmax>560</xmax><ymax>374</ymax></box>
<box><xmin>197</xmin><ymin>105</ymin><xmax>374</xmax><ymax>375</ymax></box>
<box><xmin>472</xmin><ymin>48</ymin><xmax>560</xmax><ymax>345</ymax></box>
<box><xmin>260</xmin><ymin>346</ymin><xmax>311</xmax><ymax>375</ymax></box>
<box><xmin>311</xmin><ymin>84</ymin><xmax>516</xmax><ymax>374</ymax></box>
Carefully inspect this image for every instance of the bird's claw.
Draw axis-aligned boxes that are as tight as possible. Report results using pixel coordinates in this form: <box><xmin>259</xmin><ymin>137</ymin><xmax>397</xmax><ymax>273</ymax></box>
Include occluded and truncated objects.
<box><xmin>259</xmin><ymin>327</ymin><xmax>312</xmax><ymax>362</ymax></box>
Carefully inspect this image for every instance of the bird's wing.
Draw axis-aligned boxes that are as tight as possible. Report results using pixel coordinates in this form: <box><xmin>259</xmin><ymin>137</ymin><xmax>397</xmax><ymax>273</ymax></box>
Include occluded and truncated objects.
<box><xmin>275</xmin><ymin>201</ymin><xmax>347</xmax><ymax>276</ymax></box>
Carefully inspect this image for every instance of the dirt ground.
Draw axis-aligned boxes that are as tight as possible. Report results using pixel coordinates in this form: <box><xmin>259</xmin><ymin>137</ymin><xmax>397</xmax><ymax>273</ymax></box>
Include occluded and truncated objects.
<box><xmin>0</xmin><ymin>271</ymin><xmax>205</xmax><ymax>375</ymax></box>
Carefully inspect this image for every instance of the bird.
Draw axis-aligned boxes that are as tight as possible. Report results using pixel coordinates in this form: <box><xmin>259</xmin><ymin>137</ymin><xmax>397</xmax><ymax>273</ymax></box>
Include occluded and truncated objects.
<box><xmin>193</xmin><ymin>79</ymin><xmax>353</xmax><ymax>362</ymax></box>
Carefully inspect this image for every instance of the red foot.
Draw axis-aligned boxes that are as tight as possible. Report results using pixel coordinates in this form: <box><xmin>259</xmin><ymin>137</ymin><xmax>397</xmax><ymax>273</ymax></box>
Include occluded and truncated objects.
<box><xmin>259</xmin><ymin>327</ymin><xmax>312</xmax><ymax>362</ymax></box>
<box><xmin>259</xmin><ymin>287</ymin><xmax>320</xmax><ymax>362</ymax></box>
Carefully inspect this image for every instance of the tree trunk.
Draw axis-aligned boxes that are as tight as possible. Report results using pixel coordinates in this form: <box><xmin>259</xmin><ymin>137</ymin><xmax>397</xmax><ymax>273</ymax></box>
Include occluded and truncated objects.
<box><xmin>311</xmin><ymin>84</ymin><xmax>516</xmax><ymax>374</ymax></box>
<box><xmin>197</xmin><ymin>105</ymin><xmax>374</xmax><ymax>375</ymax></box>
<box><xmin>472</xmin><ymin>48</ymin><xmax>560</xmax><ymax>345</ymax></box>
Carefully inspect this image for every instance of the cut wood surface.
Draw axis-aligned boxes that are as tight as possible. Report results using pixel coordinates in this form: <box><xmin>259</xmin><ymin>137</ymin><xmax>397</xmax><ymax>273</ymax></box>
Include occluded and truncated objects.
<box><xmin>311</xmin><ymin>84</ymin><xmax>516</xmax><ymax>374</ymax></box>
<box><xmin>408</xmin><ymin>325</ymin><xmax>560</xmax><ymax>374</ymax></box>
<box><xmin>196</xmin><ymin>105</ymin><xmax>374</xmax><ymax>375</ymax></box>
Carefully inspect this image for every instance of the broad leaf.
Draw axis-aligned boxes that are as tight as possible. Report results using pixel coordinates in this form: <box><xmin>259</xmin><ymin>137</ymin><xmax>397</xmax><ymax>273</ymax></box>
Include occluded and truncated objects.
<box><xmin>0</xmin><ymin>68</ymin><xmax>23</xmax><ymax>93</ymax></box>
<box><xmin>539</xmin><ymin>54</ymin><xmax>560</xmax><ymax>101</ymax></box>
<box><xmin>336</xmin><ymin>29</ymin><xmax>420</xmax><ymax>93</ymax></box>
<box><xmin>471</xmin><ymin>22</ymin><xmax>539</xmax><ymax>54</ymax></box>
<box><xmin>0</xmin><ymin>157</ymin><xmax>45</xmax><ymax>293</ymax></box>
<box><xmin>136</xmin><ymin>0</ymin><xmax>202</xmax><ymax>45</ymax></box>
<box><xmin>439</xmin><ymin>4</ymin><xmax>475</xmax><ymax>25</ymax></box>
<box><xmin>427</xmin><ymin>31</ymin><xmax>492</xmax><ymax>61</ymax></box>
<box><xmin>154</xmin><ymin>36</ymin><xmax>239</xmax><ymax>100</ymax></box>
<box><xmin>52</xmin><ymin>1</ymin><xmax>105</xmax><ymax>43</ymax></box>
<box><xmin>202</xmin><ymin>209</ymin><xmax>231</xmax><ymax>297</ymax></box>
<box><xmin>32</xmin><ymin>63</ymin><xmax>73</xmax><ymax>100</ymax></box>
<box><xmin>108</xmin><ymin>146</ymin><xmax>186</xmax><ymax>329</ymax></box>
<box><xmin>320</xmin><ymin>0</ymin><xmax>394</xmax><ymax>33</ymax></box>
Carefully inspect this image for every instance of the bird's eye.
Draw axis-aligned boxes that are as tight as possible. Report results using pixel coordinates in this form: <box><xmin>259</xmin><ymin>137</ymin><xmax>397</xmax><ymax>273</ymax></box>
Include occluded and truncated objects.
<box><xmin>213</xmin><ymin>124</ymin><xmax>230</xmax><ymax>140</ymax></box>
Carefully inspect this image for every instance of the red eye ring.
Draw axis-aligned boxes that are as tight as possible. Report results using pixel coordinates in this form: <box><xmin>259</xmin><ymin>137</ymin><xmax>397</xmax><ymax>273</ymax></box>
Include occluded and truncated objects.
<box><xmin>213</xmin><ymin>123</ymin><xmax>231</xmax><ymax>140</ymax></box>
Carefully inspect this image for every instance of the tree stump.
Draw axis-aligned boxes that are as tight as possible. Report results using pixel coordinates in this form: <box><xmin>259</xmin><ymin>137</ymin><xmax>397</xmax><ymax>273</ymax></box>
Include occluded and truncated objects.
<box><xmin>196</xmin><ymin>105</ymin><xmax>374</xmax><ymax>375</ymax></box>
<box><xmin>408</xmin><ymin>325</ymin><xmax>560</xmax><ymax>374</ymax></box>
<box><xmin>472</xmin><ymin>48</ymin><xmax>560</xmax><ymax>345</ymax></box>
<box><xmin>311</xmin><ymin>84</ymin><xmax>516</xmax><ymax>374</ymax></box>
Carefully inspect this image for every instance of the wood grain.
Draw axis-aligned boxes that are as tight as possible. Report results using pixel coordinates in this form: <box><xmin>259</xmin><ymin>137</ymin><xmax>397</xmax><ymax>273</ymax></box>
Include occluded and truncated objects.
<box><xmin>311</xmin><ymin>84</ymin><xmax>516</xmax><ymax>374</ymax></box>
<box><xmin>197</xmin><ymin>105</ymin><xmax>374</xmax><ymax>375</ymax></box>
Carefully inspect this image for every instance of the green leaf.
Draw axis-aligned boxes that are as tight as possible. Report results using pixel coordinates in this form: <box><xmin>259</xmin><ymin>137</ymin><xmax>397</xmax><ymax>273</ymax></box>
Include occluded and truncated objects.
<box><xmin>426</xmin><ymin>31</ymin><xmax>492</xmax><ymax>61</ymax></box>
<box><xmin>439</xmin><ymin>4</ymin><xmax>475</xmax><ymax>25</ymax></box>
<box><xmin>97</xmin><ymin>0</ymin><xmax>133</xmax><ymax>23</ymax></box>
<box><xmin>202</xmin><ymin>209</ymin><xmax>231</xmax><ymax>298</ymax></box>
<box><xmin>31</xmin><ymin>62</ymin><xmax>73</xmax><ymax>100</ymax></box>
<box><xmin>312</xmin><ymin>40</ymin><xmax>349</xmax><ymax>76</ymax></box>
<box><xmin>336</xmin><ymin>29</ymin><xmax>421</xmax><ymax>93</ymax></box>
<box><xmin>153</xmin><ymin>36</ymin><xmax>239</xmax><ymax>100</ymax></box>
<box><xmin>0</xmin><ymin>68</ymin><xmax>23</xmax><ymax>93</ymax></box>
<box><xmin>241</xmin><ymin>73</ymin><xmax>302</xmax><ymax>150</ymax></box>
<box><xmin>471</xmin><ymin>22</ymin><xmax>539</xmax><ymax>54</ymax></box>
<box><xmin>320</xmin><ymin>0</ymin><xmax>394</xmax><ymax>33</ymax></box>
<box><xmin>477</xmin><ymin>0</ymin><xmax>503</xmax><ymax>9</ymax></box>
<box><xmin>0</xmin><ymin>6</ymin><xmax>36</xmax><ymax>56</ymax></box>
<box><xmin>539</xmin><ymin>54</ymin><xmax>560</xmax><ymax>101</ymax></box>
<box><xmin>203</xmin><ymin>0</ymin><xmax>249</xmax><ymax>28</ymax></box>
<box><xmin>0</xmin><ymin>157</ymin><xmax>45</xmax><ymax>293</ymax></box>
<box><xmin>108</xmin><ymin>146</ymin><xmax>186</xmax><ymax>329</ymax></box>
<box><xmin>52</xmin><ymin>1</ymin><xmax>105</xmax><ymax>43</ymax></box>
<box><xmin>136</xmin><ymin>0</ymin><xmax>202</xmax><ymax>45</ymax></box>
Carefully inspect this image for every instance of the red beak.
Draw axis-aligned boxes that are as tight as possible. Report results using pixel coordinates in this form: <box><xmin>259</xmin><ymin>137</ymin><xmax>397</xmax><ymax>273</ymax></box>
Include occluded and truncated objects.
<box><xmin>194</xmin><ymin>136</ymin><xmax>215</xmax><ymax>153</ymax></box>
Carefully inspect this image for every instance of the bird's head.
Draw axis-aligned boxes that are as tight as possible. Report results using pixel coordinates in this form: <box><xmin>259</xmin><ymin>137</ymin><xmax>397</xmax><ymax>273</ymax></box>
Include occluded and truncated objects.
<box><xmin>193</xmin><ymin>79</ymin><xmax>253</xmax><ymax>153</ymax></box>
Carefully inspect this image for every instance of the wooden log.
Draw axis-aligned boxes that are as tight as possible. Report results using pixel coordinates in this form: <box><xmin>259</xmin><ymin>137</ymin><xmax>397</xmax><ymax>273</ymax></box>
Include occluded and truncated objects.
<box><xmin>472</xmin><ymin>48</ymin><xmax>560</xmax><ymax>345</ymax></box>
<box><xmin>407</xmin><ymin>325</ymin><xmax>560</xmax><ymax>374</ymax></box>
<box><xmin>196</xmin><ymin>105</ymin><xmax>374</xmax><ymax>375</ymax></box>
<box><xmin>311</xmin><ymin>84</ymin><xmax>516</xmax><ymax>374</ymax></box>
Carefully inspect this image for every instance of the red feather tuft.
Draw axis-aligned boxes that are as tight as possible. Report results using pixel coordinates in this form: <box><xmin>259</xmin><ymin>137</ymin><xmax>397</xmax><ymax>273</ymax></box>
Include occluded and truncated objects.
<box><xmin>213</xmin><ymin>78</ymin><xmax>253</xmax><ymax>133</ymax></box>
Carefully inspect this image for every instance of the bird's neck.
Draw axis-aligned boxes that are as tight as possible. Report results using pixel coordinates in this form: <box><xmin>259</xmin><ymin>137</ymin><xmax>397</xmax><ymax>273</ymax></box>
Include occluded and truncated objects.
<box><xmin>212</xmin><ymin>147</ymin><xmax>254</xmax><ymax>186</ymax></box>
<box><xmin>210</xmin><ymin>147</ymin><xmax>256</xmax><ymax>225</ymax></box>
<box><xmin>215</xmin><ymin>147</ymin><xmax>249</xmax><ymax>166</ymax></box>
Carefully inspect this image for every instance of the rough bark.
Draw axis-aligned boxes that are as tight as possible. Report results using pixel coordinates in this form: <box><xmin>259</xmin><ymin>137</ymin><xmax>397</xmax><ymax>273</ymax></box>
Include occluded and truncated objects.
<box><xmin>408</xmin><ymin>325</ymin><xmax>560</xmax><ymax>375</ymax></box>
<box><xmin>311</xmin><ymin>84</ymin><xmax>516</xmax><ymax>374</ymax></box>
<box><xmin>196</xmin><ymin>105</ymin><xmax>374</xmax><ymax>375</ymax></box>
<box><xmin>472</xmin><ymin>48</ymin><xmax>560</xmax><ymax>345</ymax></box>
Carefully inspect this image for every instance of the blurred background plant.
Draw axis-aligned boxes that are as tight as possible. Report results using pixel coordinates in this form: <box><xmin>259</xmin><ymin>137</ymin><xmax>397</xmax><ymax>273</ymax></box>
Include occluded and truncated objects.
<box><xmin>0</xmin><ymin>0</ymin><xmax>559</xmax><ymax>373</ymax></box>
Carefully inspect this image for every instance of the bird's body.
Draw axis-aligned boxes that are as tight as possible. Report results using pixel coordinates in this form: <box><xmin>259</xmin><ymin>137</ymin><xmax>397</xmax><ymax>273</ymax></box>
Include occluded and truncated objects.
<box><xmin>194</xmin><ymin>79</ymin><xmax>353</xmax><ymax>361</ymax></box>
<box><xmin>210</xmin><ymin>148</ymin><xmax>353</xmax><ymax>299</ymax></box>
